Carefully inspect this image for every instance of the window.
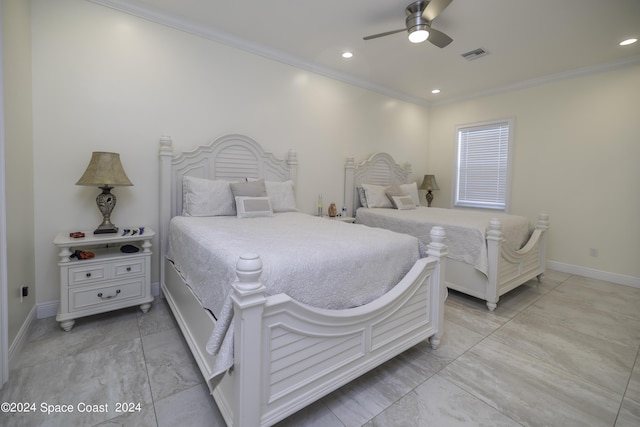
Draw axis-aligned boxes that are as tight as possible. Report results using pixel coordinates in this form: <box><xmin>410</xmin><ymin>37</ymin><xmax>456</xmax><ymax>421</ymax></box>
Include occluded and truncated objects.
<box><xmin>454</xmin><ymin>119</ymin><xmax>513</xmax><ymax>211</ymax></box>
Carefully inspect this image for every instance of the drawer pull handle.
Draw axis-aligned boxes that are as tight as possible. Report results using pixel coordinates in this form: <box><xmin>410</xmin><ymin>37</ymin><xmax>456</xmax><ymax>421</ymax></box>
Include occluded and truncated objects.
<box><xmin>97</xmin><ymin>289</ymin><xmax>121</xmax><ymax>300</ymax></box>
<box><xmin>126</xmin><ymin>267</ymin><xmax>131</xmax><ymax>272</ymax></box>
<box><xmin>86</xmin><ymin>273</ymin><xmax>92</xmax><ymax>278</ymax></box>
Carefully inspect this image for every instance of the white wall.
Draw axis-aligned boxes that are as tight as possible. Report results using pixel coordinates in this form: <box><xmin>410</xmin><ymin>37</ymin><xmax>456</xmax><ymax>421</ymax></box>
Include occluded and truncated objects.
<box><xmin>3</xmin><ymin>0</ymin><xmax>35</xmax><ymax>345</ymax></box>
<box><xmin>429</xmin><ymin>64</ymin><xmax>640</xmax><ymax>281</ymax></box>
<box><xmin>31</xmin><ymin>0</ymin><xmax>430</xmax><ymax>304</ymax></box>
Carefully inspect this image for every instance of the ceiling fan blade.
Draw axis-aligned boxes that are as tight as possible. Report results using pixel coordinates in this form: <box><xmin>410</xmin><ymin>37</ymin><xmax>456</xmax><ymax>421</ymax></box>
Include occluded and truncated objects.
<box><xmin>363</xmin><ymin>28</ymin><xmax>406</xmax><ymax>41</ymax></box>
<box><xmin>422</xmin><ymin>0</ymin><xmax>453</xmax><ymax>21</ymax></box>
<box><xmin>427</xmin><ymin>27</ymin><xmax>453</xmax><ymax>48</ymax></box>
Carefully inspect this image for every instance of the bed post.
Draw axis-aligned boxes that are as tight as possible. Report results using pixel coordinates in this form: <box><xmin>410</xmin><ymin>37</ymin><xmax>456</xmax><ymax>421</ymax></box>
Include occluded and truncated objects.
<box><xmin>426</xmin><ymin>226</ymin><xmax>448</xmax><ymax>349</ymax></box>
<box><xmin>535</xmin><ymin>213</ymin><xmax>550</xmax><ymax>281</ymax></box>
<box><xmin>485</xmin><ymin>218</ymin><xmax>503</xmax><ymax>311</ymax></box>
<box><xmin>287</xmin><ymin>149</ymin><xmax>298</xmax><ymax>185</ymax></box>
<box><xmin>159</xmin><ymin>136</ymin><xmax>173</xmax><ymax>291</ymax></box>
<box><xmin>230</xmin><ymin>253</ymin><xmax>268</xmax><ymax>427</ymax></box>
<box><xmin>344</xmin><ymin>156</ymin><xmax>355</xmax><ymax>217</ymax></box>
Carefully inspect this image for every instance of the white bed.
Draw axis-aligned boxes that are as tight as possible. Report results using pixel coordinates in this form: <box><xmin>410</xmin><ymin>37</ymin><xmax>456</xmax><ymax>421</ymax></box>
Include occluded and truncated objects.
<box><xmin>159</xmin><ymin>134</ymin><xmax>447</xmax><ymax>427</ymax></box>
<box><xmin>344</xmin><ymin>152</ymin><xmax>549</xmax><ymax>311</ymax></box>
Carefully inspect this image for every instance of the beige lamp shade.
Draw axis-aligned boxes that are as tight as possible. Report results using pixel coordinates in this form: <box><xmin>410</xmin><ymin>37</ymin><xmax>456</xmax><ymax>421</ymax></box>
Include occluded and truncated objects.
<box><xmin>76</xmin><ymin>152</ymin><xmax>133</xmax><ymax>187</ymax></box>
<box><xmin>419</xmin><ymin>174</ymin><xmax>439</xmax><ymax>191</ymax></box>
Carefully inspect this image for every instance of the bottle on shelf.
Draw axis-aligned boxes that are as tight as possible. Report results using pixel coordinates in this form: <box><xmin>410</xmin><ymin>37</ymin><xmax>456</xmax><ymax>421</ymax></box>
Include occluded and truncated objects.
<box><xmin>317</xmin><ymin>194</ymin><xmax>323</xmax><ymax>217</ymax></box>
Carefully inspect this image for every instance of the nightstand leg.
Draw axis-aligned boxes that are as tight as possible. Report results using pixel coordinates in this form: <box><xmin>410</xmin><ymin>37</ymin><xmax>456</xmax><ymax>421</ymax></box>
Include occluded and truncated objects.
<box><xmin>60</xmin><ymin>319</ymin><xmax>75</xmax><ymax>331</ymax></box>
<box><xmin>139</xmin><ymin>303</ymin><xmax>151</xmax><ymax>313</ymax></box>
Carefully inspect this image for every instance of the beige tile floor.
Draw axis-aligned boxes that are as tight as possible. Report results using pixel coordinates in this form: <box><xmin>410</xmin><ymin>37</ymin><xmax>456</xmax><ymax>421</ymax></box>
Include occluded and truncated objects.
<box><xmin>1</xmin><ymin>269</ymin><xmax>639</xmax><ymax>426</ymax></box>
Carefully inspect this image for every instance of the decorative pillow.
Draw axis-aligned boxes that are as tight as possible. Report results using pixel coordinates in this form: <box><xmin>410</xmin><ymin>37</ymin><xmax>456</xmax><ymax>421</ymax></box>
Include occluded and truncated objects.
<box><xmin>230</xmin><ymin>179</ymin><xmax>267</xmax><ymax>198</ymax></box>
<box><xmin>391</xmin><ymin>195</ymin><xmax>417</xmax><ymax>210</ymax></box>
<box><xmin>385</xmin><ymin>183</ymin><xmax>405</xmax><ymax>199</ymax></box>
<box><xmin>182</xmin><ymin>176</ymin><xmax>236</xmax><ymax>216</ymax></box>
<box><xmin>265</xmin><ymin>180</ymin><xmax>297</xmax><ymax>212</ymax></box>
<box><xmin>400</xmin><ymin>182</ymin><xmax>421</xmax><ymax>206</ymax></box>
<box><xmin>357</xmin><ymin>186</ymin><xmax>368</xmax><ymax>208</ymax></box>
<box><xmin>362</xmin><ymin>183</ymin><xmax>393</xmax><ymax>208</ymax></box>
<box><xmin>235</xmin><ymin>196</ymin><xmax>273</xmax><ymax>218</ymax></box>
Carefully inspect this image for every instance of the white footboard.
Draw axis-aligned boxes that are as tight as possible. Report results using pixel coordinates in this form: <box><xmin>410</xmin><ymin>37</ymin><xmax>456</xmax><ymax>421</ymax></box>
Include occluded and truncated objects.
<box><xmin>479</xmin><ymin>213</ymin><xmax>549</xmax><ymax>310</ymax></box>
<box><xmin>211</xmin><ymin>227</ymin><xmax>447</xmax><ymax>427</ymax></box>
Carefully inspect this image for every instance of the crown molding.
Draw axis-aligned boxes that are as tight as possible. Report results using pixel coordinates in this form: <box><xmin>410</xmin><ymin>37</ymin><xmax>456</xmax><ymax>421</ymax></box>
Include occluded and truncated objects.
<box><xmin>87</xmin><ymin>0</ymin><xmax>432</xmax><ymax>108</ymax></box>
<box><xmin>432</xmin><ymin>54</ymin><xmax>640</xmax><ymax>107</ymax></box>
<box><xmin>87</xmin><ymin>1</ymin><xmax>640</xmax><ymax>110</ymax></box>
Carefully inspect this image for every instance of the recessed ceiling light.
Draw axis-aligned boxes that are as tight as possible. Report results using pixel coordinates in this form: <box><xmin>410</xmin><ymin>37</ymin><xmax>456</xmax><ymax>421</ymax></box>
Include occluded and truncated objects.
<box><xmin>342</xmin><ymin>51</ymin><xmax>353</xmax><ymax>59</ymax></box>
<box><xmin>620</xmin><ymin>38</ymin><xmax>637</xmax><ymax>46</ymax></box>
<box><xmin>431</xmin><ymin>89</ymin><xmax>441</xmax><ymax>94</ymax></box>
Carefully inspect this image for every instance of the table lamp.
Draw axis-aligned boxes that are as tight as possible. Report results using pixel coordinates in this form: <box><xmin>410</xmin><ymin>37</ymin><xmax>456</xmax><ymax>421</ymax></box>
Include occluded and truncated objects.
<box><xmin>76</xmin><ymin>152</ymin><xmax>133</xmax><ymax>234</ymax></box>
<box><xmin>419</xmin><ymin>174</ymin><xmax>439</xmax><ymax>207</ymax></box>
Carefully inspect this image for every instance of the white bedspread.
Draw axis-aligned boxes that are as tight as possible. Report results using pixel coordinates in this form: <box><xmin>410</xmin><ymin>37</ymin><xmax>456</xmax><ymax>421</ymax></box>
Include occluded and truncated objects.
<box><xmin>355</xmin><ymin>207</ymin><xmax>531</xmax><ymax>276</ymax></box>
<box><xmin>167</xmin><ymin>212</ymin><xmax>426</xmax><ymax>386</ymax></box>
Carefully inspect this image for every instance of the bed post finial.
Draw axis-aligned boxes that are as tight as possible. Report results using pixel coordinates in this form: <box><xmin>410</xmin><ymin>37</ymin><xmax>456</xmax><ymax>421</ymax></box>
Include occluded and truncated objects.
<box><xmin>235</xmin><ymin>253</ymin><xmax>264</xmax><ymax>291</ymax></box>
<box><xmin>287</xmin><ymin>149</ymin><xmax>298</xmax><ymax>185</ymax></box>
<box><xmin>536</xmin><ymin>213</ymin><xmax>550</xmax><ymax>230</ymax></box>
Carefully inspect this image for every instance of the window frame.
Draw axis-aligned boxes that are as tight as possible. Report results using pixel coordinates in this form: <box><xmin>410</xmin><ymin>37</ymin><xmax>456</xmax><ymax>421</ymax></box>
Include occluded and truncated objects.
<box><xmin>453</xmin><ymin>118</ymin><xmax>514</xmax><ymax>212</ymax></box>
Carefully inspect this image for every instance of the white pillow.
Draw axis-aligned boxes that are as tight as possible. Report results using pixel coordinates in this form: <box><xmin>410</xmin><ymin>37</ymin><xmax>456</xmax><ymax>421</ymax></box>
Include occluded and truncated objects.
<box><xmin>391</xmin><ymin>195</ymin><xmax>417</xmax><ymax>210</ymax></box>
<box><xmin>182</xmin><ymin>176</ymin><xmax>236</xmax><ymax>216</ymax></box>
<box><xmin>400</xmin><ymin>182</ymin><xmax>421</xmax><ymax>206</ymax></box>
<box><xmin>362</xmin><ymin>184</ymin><xmax>393</xmax><ymax>208</ymax></box>
<box><xmin>265</xmin><ymin>180</ymin><xmax>297</xmax><ymax>212</ymax></box>
<box><xmin>235</xmin><ymin>196</ymin><xmax>274</xmax><ymax>218</ymax></box>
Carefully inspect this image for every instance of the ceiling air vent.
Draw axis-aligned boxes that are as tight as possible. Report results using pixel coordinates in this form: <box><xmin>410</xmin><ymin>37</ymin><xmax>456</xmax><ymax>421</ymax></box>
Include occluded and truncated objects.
<box><xmin>461</xmin><ymin>48</ymin><xmax>488</xmax><ymax>61</ymax></box>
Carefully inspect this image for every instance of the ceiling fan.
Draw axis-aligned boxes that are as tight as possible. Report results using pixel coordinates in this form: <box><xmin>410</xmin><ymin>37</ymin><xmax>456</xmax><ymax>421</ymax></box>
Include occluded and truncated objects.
<box><xmin>363</xmin><ymin>0</ymin><xmax>453</xmax><ymax>48</ymax></box>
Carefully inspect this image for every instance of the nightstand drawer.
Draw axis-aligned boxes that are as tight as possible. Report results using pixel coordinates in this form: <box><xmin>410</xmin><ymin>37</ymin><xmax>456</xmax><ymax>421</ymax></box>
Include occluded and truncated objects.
<box><xmin>114</xmin><ymin>258</ymin><xmax>145</xmax><ymax>278</ymax></box>
<box><xmin>69</xmin><ymin>265</ymin><xmax>107</xmax><ymax>285</ymax></box>
<box><xmin>69</xmin><ymin>279</ymin><xmax>144</xmax><ymax>312</ymax></box>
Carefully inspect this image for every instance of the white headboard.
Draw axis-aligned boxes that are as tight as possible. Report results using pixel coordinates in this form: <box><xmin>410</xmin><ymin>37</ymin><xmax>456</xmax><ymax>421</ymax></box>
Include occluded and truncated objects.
<box><xmin>344</xmin><ymin>153</ymin><xmax>411</xmax><ymax>216</ymax></box>
<box><xmin>159</xmin><ymin>133</ymin><xmax>298</xmax><ymax>272</ymax></box>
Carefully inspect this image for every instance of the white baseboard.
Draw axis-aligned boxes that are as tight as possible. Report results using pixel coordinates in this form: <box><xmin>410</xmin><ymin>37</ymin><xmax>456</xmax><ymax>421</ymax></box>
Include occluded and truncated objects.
<box><xmin>547</xmin><ymin>261</ymin><xmax>640</xmax><ymax>289</ymax></box>
<box><xmin>9</xmin><ymin>305</ymin><xmax>36</xmax><ymax>371</ymax></box>
<box><xmin>37</xmin><ymin>282</ymin><xmax>162</xmax><ymax>319</ymax></box>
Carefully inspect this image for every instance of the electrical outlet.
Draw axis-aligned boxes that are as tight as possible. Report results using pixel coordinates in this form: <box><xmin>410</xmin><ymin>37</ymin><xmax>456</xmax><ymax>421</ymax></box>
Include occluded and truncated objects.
<box><xmin>589</xmin><ymin>248</ymin><xmax>598</xmax><ymax>257</ymax></box>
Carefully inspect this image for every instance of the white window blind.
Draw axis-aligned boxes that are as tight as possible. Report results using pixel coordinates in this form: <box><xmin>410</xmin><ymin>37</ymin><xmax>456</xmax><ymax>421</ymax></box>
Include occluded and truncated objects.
<box><xmin>455</xmin><ymin>120</ymin><xmax>512</xmax><ymax>210</ymax></box>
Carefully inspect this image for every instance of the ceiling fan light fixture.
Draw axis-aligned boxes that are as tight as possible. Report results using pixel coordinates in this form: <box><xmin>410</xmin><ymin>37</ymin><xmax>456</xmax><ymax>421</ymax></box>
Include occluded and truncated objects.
<box><xmin>408</xmin><ymin>26</ymin><xmax>429</xmax><ymax>43</ymax></box>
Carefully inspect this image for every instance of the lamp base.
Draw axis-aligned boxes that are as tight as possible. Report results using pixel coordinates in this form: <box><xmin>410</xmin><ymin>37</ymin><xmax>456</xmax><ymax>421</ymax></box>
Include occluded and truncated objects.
<box><xmin>93</xmin><ymin>186</ymin><xmax>119</xmax><ymax>234</ymax></box>
<box><xmin>94</xmin><ymin>224</ymin><xmax>119</xmax><ymax>234</ymax></box>
<box><xmin>426</xmin><ymin>190</ymin><xmax>434</xmax><ymax>207</ymax></box>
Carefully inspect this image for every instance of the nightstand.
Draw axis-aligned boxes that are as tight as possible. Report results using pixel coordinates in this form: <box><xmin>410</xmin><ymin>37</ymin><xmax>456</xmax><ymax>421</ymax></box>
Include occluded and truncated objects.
<box><xmin>53</xmin><ymin>227</ymin><xmax>155</xmax><ymax>331</ymax></box>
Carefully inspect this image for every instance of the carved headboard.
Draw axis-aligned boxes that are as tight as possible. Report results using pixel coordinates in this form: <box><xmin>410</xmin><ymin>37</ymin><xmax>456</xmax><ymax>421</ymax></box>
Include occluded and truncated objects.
<box><xmin>344</xmin><ymin>153</ymin><xmax>411</xmax><ymax>217</ymax></box>
<box><xmin>159</xmin><ymin>134</ymin><xmax>298</xmax><ymax>278</ymax></box>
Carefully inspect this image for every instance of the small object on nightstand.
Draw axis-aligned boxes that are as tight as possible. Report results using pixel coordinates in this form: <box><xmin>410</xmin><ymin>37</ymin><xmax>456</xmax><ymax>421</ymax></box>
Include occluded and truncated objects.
<box><xmin>69</xmin><ymin>232</ymin><xmax>85</xmax><ymax>238</ymax></box>
<box><xmin>120</xmin><ymin>244</ymin><xmax>139</xmax><ymax>253</ymax></box>
<box><xmin>328</xmin><ymin>203</ymin><xmax>337</xmax><ymax>217</ymax></box>
<box><xmin>317</xmin><ymin>193</ymin><xmax>323</xmax><ymax>217</ymax></box>
<box><xmin>70</xmin><ymin>250</ymin><xmax>94</xmax><ymax>260</ymax></box>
